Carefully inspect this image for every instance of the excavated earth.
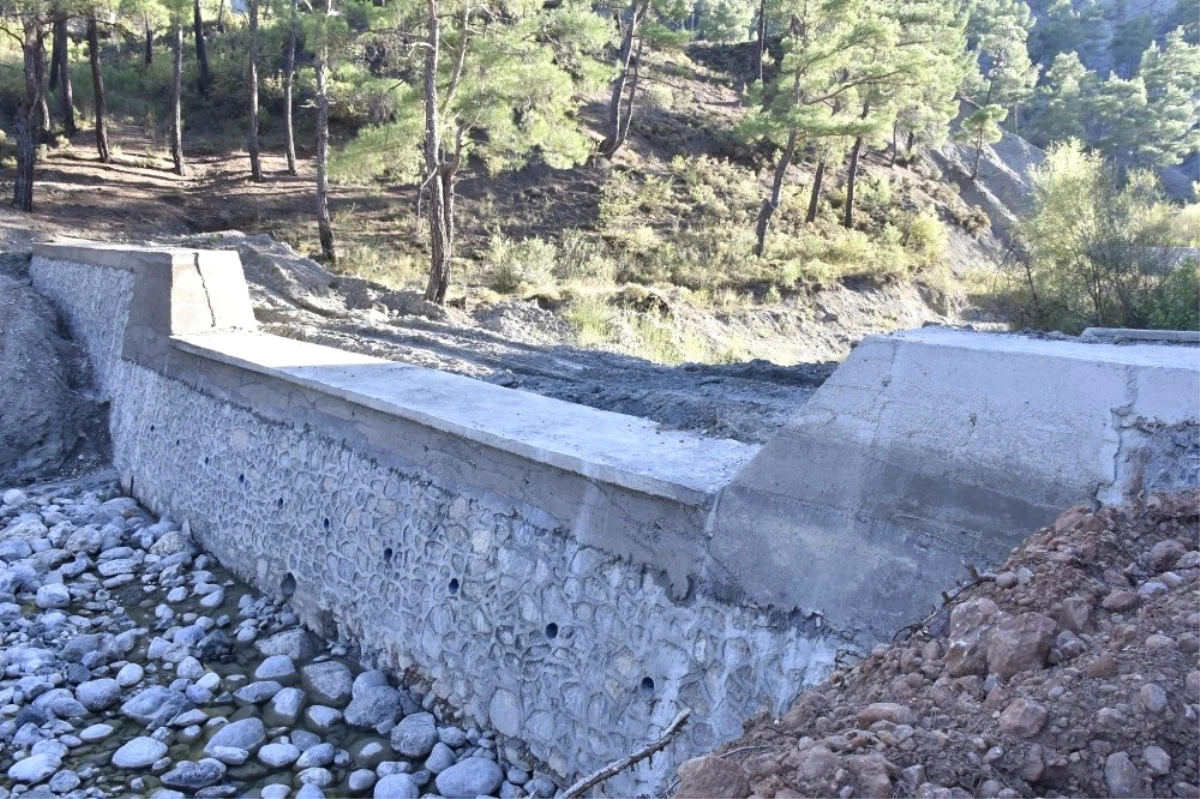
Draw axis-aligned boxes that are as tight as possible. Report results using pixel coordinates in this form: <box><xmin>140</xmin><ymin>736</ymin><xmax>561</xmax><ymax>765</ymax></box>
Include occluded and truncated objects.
<box><xmin>676</xmin><ymin>492</ymin><xmax>1200</xmax><ymax>799</ymax></box>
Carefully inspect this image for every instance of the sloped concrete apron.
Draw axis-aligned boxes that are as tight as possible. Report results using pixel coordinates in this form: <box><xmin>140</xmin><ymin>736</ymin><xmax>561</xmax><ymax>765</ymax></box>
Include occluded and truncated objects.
<box><xmin>29</xmin><ymin>242</ymin><xmax>1200</xmax><ymax>795</ymax></box>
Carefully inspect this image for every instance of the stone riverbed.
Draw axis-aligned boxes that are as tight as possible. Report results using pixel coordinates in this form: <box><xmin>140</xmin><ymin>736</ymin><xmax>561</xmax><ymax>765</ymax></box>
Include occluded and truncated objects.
<box><xmin>0</xmin><ymin>474</ymin><xmax>561</xmax><ymax>799</ymax></box>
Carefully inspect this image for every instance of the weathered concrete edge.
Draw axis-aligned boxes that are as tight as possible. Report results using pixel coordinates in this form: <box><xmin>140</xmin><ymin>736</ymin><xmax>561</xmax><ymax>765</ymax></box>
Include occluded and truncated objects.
<box><xmin>141</xmin><ymin>339</ymin><xmax>723</xmax><ymax>600</ymax></box>
<box><xmin>169</xmin><ymin>335</ymin><xmax>752</xmax><ymax>505</ymax></box>
<box><xmin>33</xmin><ymin>240</ymin><xmax>755</xmax><ymax>506</ymax></box>
<box><xmin>1082</xmin><ymin>327</ymin><xmax>1200</xmax><ymax>344</ymax></box>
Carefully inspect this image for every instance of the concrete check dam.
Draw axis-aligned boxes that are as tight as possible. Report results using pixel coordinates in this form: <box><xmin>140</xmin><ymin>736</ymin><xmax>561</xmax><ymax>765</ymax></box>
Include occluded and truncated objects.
<box><xmin>27</xmin><ymin>242</ymin><xmax>1200</xmax><ymax>796</ymax></box>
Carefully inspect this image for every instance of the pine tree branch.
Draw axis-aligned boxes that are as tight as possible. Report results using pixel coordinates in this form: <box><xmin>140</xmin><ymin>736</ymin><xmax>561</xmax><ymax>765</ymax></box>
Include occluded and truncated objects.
<box><xmin>557</xmin><ymin>710</ymin><xmax>691</xmax><ymax>799</ymax></box>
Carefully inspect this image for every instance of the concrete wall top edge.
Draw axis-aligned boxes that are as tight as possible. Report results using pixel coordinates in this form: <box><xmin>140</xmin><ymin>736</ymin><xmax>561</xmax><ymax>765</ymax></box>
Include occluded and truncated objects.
<box><xmin>34</xmin><ymin>241</ymin><xmax>238</xmax><ymax>271</ymax></box>
<box><xmin>889</xmin><ymin>327</ymin><xmax>1200</xmax><ymax>370</ymax></box>
<box><xmin>171</xmin><ymin>332</ymin><xmax>759</xmax><ymax>504</ymax></box>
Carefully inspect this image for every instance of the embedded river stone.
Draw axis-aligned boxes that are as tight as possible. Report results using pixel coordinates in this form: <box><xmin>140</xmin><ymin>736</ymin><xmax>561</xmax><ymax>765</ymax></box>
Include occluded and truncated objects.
<box><xmin>0</xmin><ymin>395</ymin><xmax>564</xmax><ymax>799</ymax></box>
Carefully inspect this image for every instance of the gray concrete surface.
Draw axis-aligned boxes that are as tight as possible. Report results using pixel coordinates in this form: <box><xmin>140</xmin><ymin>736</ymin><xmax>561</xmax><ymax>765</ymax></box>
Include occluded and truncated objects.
<box><xmin>26</xmin><ymin>242</ymin><xmax>1200</xmax><ymax>795</ymax></box>
<box><xmin>1081</xmin><ymin>327</ymin><xmax>1200</xmax><ymax>344</ymax></box>
<box><xmin>29</xmin><ymin>244</ymin><xmax>847</xmax><ymax>796</ymax></box>
<box><xmin>172</xmin><ymin>332</ymin><xmax>756</xmax><ymax>502</ymax></box>
<box><xmin>708</xmin><ymin>327</ymin><xmax>1200</xmax><ymax>642</ymax></box>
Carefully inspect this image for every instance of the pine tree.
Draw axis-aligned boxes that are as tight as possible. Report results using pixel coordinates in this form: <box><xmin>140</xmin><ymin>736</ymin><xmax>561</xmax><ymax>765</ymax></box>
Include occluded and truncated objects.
<box><xmin>1135</xmin><ymin>29</ymin><xmax>1200</xmax><ymax>170</ymax></box>
<box><xmin>247</xmin><ymin>0</ymin><xmax>262</xmax><ymax>181</ymax></box>
<box><xmin>740</xmin><ymin>0</ymin><xmax>868</xmax><ymax>253</ymax></box>
<box><xmin>959</xmin><ymin>104</ymin><xmax>1007</xmax><ymax>179</ymax></box>
<box><xmin>281</xmin><ymin>0</ymin><xmax>299</xmax><ymax>176</ymax></box>
<box><xmin>7</xmin><ymin>2</ymin><xmax>49</xmax><ymax>211</ymax></box>
<box><xmin>192</xmin><ymin>0</ymin><xmax>212</xmax><ymax>93</ymax></box>
<box><xmin>165</xmin><ymin>0</ymin><xmax>188</xmax><ymax>175</ymax></box>
<box><xmin>962</xmin><ymin>0</ymin><xmax>1036</xmax><ymax>142</ymax></box>
<box><xmin>743</xmin><ymin>0</ymin><xmax>964</xmax><ymax>247</ymax></box>
<box><xmin>598</xmin><ymin>0</ymin><xmax>691</xmax><ymax>159</ymax></box>
<box><xmin>1029</xmin><ymin>51</ymin><xmax>1090</xmax><ymax>146</ymax></box>
<box><xmin>313</xmin><ymin>0</ymin><xmax>336</xmax><ymax>261</ymax></box>
<box><xmin>86</xmin><ymin>9</ymin><xmax>111</xmax><ymax>163</ymax></box>
<box><xmin>51</xmin><ymin>15</ymin><xmax>75</xmax><ymax>136</ymax></box>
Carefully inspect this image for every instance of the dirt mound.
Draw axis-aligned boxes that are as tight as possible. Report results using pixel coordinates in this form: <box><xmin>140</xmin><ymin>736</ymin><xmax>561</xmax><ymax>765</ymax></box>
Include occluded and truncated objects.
<box><xmin>0</xmin><ymin>255</ymin><xmax>110</xmax><ymax>485</ymax></box>
<box><xmin>678</xmin><ymin>492</ymin><xmax>1200</xmax><ymax>799</ymax></box>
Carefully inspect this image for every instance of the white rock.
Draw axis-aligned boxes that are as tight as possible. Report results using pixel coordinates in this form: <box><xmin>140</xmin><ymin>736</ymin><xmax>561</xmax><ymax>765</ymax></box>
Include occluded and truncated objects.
<box><xmin>374</xmin><ymin>773</ymin><xmax>420</xmax><ymax>799</ymax></box>
<box><xmin>257</xmin><ymin>743</ymin><xmax>301</xmax><ymax>768</ymax></box>
<box><xmin>112</xmin><ymin>737</ymin><xmax>168</xmax><ymax>769</ymax></box>
<box><xmin>79</xmin><ymin>723</ymin><xmax>116</xmax><ymax>743</ymax></box>
<box><xmin>116</xmin><ymin>663</ymin><xmax>145</xmax><ymax>688</ymax></box>
<box><xmin>7</xmin><ymin>754</ymin><xmax>60</xmax><ymax>785</ymax></box>
<box><xmin>35</xmin><ymin>583</ymin><xmax>70</xmax><ymax>610</ymax></box>
<box><xmin>255</xmin><ymin>655</ymin><xmax>297</xmax><ymax>683</ymax></box>
<box><xmin>3</xmin><ymin>488</ymin><xmax>29</xmax><ymax>506</ymax></box>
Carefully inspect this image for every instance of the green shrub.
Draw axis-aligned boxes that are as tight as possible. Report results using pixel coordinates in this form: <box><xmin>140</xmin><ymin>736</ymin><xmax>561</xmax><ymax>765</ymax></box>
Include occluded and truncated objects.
<box><xmin>1007</xmin><ymin>140</ymin><xmax>1198</xmax><ymax>333</ymax></box>
<box><xmin>485</xmin><ymin>234</ymin><xmax>558</xmax><ymax>293</ymax></box>
<box><xmin>1146</xmin><ymin>258</ymin><xmax>1200</xmax><ymax>331</ymax></box>
<box><xmin>903</xmin><ymin>210</ymin><xmax>949</xmax><ymax>267</ymax></box>
<box><xmin>556</xmin><ymin>230</ymin><xmax>617</xmax><ymax>283</ymax></box>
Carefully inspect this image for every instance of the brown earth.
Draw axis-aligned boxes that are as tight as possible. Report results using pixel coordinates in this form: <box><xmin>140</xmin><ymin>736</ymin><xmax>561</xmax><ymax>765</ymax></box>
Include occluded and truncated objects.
<box><xmin>0</xmin><ymin>132</ymin><xmax>964</xmax><ymax>444</ymax></box>
<box><xmin>677</xmin><ymin>492</ymin><xmax>1200</xmax><ymax>799</ymax></box>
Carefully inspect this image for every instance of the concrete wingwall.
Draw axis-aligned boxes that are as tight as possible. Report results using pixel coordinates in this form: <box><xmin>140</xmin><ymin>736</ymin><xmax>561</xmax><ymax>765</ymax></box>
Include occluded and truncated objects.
<box><xmin>707</xmin><ymin>329</ymin><xmax>1200</xmax><ymax>643</ymax></box>
<box><xmin>28</xmin><ymin>244</ymin><xmax>847</xmax><ymax>797</ymax></box>
<box><xmin>27</xmin><ymin>243</ymin><xmax>1200</xmax><ymax>795</ymax></box>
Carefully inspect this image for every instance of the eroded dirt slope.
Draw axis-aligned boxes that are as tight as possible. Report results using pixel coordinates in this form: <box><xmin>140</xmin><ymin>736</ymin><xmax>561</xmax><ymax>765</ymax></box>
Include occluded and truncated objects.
<box><xmin>677</xmin><ymin>492</ymin><xmax>1200</xmax><ymax>799</ymax></box>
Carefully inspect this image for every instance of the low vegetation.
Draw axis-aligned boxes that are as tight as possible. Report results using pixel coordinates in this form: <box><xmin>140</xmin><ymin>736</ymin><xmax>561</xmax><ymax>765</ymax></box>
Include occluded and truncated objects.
<box><xmin>994</xmin><ymin>141</ymin><xmax>1199</xmax><ymax>334</ymax></box>
<box><xmin>1</xmin><ymin>0</ymin><xmax>1197</xmax><ymax>350</ymax></box>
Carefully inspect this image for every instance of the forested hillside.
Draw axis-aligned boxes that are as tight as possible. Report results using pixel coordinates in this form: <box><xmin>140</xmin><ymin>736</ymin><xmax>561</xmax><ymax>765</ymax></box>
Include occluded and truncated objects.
<box><xmin>1</xmin><ymin>0</ymin><xmax>1197</xmax><ymax>356</ymax></box>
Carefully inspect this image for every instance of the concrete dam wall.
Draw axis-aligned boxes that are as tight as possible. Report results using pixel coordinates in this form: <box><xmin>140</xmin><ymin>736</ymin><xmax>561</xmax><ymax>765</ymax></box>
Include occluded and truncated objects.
<box><xmin>28</xmin><ymin>242</ymin><xmax>1200</xmax><ymax>795</ymax></box>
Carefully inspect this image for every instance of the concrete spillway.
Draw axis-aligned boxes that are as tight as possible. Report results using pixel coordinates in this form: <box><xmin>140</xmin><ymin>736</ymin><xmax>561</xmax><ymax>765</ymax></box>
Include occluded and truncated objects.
<box><xmin>28</xmin><ymin>241</ymin><xmax>1200</xmax><ymax>795</ymax></box>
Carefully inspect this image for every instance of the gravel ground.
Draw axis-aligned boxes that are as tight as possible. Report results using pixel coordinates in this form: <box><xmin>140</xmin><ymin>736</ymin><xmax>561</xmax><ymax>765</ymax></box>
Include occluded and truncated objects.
<box><xmin>0</xmin><ymin>475</ymin><xmax>560</xmax><ymax>799</ymax></box>
<box><xmin>676</xmin><ymin>491</ymin><xmax>1200</xmax><ymax>799</ymax></box>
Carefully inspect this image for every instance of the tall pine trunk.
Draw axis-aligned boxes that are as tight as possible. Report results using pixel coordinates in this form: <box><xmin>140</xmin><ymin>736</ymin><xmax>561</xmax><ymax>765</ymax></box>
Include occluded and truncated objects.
<box><xmin>171</xmin><ymin>23</ymin><xmax>186</xmax><ymax>176</ymax></box>
<box><xmin>611</xmin><ymin>34</ymin><xmax>643</xmax><ymax>153</ymax></box>
<box><xmin>970</xmin><ymin>128</ymin><xmax>984</xmax><ymax>180</ymax></box>
<box><xmin>753</xmin><ymin>64</ymin><xmax>803</xmax><ymax>256</ymax></box>
<box><xmin>53</xmin><ymin>19</ymin><xmax>76</xmax><ymax>136</ymax></box>
<box><xmin>754</xmin><ymin>0</ymin><xmax>766</xmax><ymax>83</ymax></box>
<box><xmin>216</xmin><ymin>0</ymin><xmax>226</xmax><ymax>33</ymax></box>
<box><xmin>88</xmin><ymin>16</ymin><xmax>111</xmax><ymax>164</ymax></box>
<box><xmin>35</xmin><ymin>31</ymin><xmax>51</xmax><ymax>142</ymax></box>
<box><xmin>753</xmin><ymin>127</ymin><xmax>797</xmax><ymax>256</ymax></box>
<box><xmin>49</xmin><ymin>20</ymin><xmax>60</xmax><ymax>91</ymax></box>
<box><xmin>13</xmin><ymin>20</ymin><xmax>41</xmax><ymax>211</ymax></box>
<box><xmin>283</xmin><ymin>0</ymin><xmax>298</xmax><ymax>175</ymax></box>
<box><xmin>145</xmin><ymin>24</ymin><xmax>153</xmax><ymax>65</ymax></box>
<box><xmin>805</xmin><ymin>160</ymin><xmax>824</xmax><ymax>223</ymax></box>
<box><xmin>315</xmin><ymin>0</ymin><xmax>335</xmax><ymax>261</ymax></box>
<box><xmin>843</xmin><ymin>136</ymin><xmax>863</xmax><ymax>229</ymax></box>
<box><xmin>842</xmin><ymin>100</ymin><xmax>870</xmax><ymax>230</ymax></box>
<box><xmin>598</xmin><ymin>0</ymin><xmax>649</xmax><ymax>159</ymax></box>
<box><xmin>193</xmin><ymin>0</ymin><xmax>212</xmax><ymax>94</ymax></box>
<box><xmin>247</xmin><ymin>0</ymin><xmax>262</xmax><ymax>180</ymax></box>
<box><xmin>423</xmin><ymin>0</ymin><xmax>453</xmax><ymax>303</ymax></box>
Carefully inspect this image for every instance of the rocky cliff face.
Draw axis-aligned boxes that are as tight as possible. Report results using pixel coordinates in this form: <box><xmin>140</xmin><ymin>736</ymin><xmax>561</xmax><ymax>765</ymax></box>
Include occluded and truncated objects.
<box><xmin>0</xmin><ymin>256</ymin><xmax>109</xmax><ymax>485</ymax></box>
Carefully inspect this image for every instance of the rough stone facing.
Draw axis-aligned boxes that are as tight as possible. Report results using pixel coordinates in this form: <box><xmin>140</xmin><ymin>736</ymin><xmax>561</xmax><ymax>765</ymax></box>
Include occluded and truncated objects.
<box><xmin>30</xmin><ymin>251</ymin><xmax>845</xmax><ymax>796</ymax></box>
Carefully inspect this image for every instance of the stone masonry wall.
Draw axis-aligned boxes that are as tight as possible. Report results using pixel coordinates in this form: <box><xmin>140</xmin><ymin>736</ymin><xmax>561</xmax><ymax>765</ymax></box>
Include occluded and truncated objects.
<box><xmin>31</xmin><ymin>255</ymin><xmax>849</xmax><ymax>796</ymax></box>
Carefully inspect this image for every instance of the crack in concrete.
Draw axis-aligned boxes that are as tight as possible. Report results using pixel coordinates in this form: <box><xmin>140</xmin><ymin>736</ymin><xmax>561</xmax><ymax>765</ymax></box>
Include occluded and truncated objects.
<box><xmin>193</xmin><ymin>254</ymin><xmax>219</xmax><ymax>329</ymax></box>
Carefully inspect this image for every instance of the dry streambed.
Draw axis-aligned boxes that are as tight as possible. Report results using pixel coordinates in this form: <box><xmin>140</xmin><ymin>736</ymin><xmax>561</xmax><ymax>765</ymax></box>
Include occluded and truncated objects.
<box><xmin>0</xmin><ymin>475</ymin><xmax>559</xmax><ymax>799</ymax></box>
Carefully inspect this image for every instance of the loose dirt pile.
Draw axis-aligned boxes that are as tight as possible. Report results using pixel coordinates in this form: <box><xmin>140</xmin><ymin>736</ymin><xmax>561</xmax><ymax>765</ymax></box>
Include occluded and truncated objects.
<box><xmin>677</xmin><ymin>492</ymin><xmax>1200</xmax><ymax>799</ymax></box>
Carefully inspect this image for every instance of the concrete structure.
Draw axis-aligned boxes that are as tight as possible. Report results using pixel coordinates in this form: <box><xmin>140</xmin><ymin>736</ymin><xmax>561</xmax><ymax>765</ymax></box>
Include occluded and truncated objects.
<box><xmin>28</xmin><ymin>242</ymin><xmax>1200</xmax><ymax>795</ymax></box>
<box><xmin>1082</xmin><ymin>327</ymin><xmax>1200</xmax><ymax>344</ymax></box>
